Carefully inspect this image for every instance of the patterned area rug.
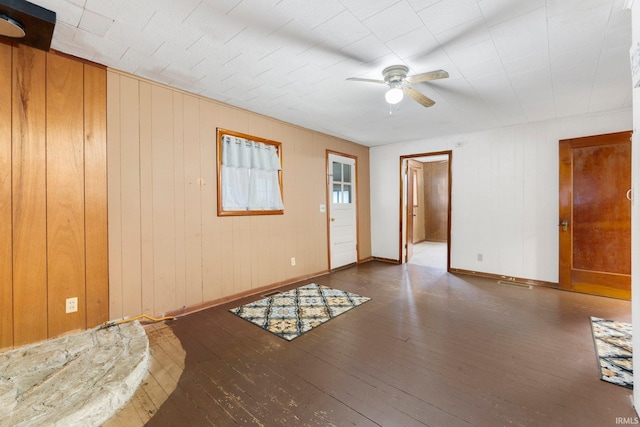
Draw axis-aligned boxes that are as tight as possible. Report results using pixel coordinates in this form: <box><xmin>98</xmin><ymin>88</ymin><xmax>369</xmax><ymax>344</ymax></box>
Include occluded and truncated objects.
<box><xmin>230</xmin><ymin>283</ymin><xmax>371</xmax><ymax>341</ymax></box>
<box><xmin>590</xmin><ymin>316</ymin><xmax>633</xmax><ymax>389</ymax></box>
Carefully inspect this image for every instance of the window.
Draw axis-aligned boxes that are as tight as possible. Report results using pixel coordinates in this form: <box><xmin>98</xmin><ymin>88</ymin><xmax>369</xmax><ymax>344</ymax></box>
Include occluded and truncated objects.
<box><xmin>331</xmin><ymin>160</ymin><xmax>352</xmax><ymax>204</ymax></box>
<box><xmin>217</xmin><ymin>128</ymin><xmax>284</xmax><ymax>216</ymax></box>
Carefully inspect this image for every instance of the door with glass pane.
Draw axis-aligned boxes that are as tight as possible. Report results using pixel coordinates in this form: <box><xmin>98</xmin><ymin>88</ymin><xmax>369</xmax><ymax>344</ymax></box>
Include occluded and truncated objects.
<box><xmin>328</xmin><ymin>153</ymin><xmax>357</xmax><ymax>269</ymax></box>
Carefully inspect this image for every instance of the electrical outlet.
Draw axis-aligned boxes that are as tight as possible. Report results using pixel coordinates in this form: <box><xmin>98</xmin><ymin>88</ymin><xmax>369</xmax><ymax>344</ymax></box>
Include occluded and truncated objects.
<box><xmin>66</xmin><ymin>297</ymin><xmax>78</xmax><ymax>313</ymax></box>
<box><xmin>291</xmin><ymin>257</ymin><xmax>296</xmax><ymax>266</ymax></box>
<box><xmin>477</xmin><ymin>253</ymin><xmax>483</xmax><ymax>262</ymax></box>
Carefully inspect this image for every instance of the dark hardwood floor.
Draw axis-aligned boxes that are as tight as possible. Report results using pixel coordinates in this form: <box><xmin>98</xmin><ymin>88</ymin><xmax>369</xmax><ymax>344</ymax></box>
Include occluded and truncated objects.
<box><xmin>143</xmin><ymin>261</ymin><xmax>634</xmax><ymax>426</ymax></box>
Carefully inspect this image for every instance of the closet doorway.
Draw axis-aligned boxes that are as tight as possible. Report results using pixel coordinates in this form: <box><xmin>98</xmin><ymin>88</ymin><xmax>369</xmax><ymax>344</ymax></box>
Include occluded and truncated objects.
<box><xmin>400</xmin><ymin>151</ymin><xmax>451</xmax><ymax>270</ymax></box>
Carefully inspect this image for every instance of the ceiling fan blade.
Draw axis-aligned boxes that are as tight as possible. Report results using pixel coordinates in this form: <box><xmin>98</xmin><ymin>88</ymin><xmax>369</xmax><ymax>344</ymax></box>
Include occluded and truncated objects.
<box><xmin>346</xmin><ymin>77</ymin><xmax>386</xmax><ymax>84</ymax></box>
<box><xmin>404</xmin><ymin>87</ymin><xmax>436</xmax><ymax>108</ymax></box>
<box><xmin>406</xmin><ymin>70</ymin><xmax>449</xmax><ymax>84</ymax></box>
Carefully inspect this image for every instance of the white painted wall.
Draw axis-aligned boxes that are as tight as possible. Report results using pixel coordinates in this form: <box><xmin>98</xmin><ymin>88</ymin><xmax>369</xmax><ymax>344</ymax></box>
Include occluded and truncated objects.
<box><xmin>371</xmin><ymin>110</ymin><xmax>631</xmax><ymax>283</ymax></box>
<box><xmin>630</xmin><ymin>0</ymin><xmax>640</xmax><ymax>414</ymax></box>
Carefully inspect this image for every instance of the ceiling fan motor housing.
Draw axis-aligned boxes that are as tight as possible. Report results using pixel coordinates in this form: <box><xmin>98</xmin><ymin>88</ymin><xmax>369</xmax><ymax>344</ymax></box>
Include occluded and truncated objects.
<box><xmin>382</xmin><ymin>65</ymin><xmax>409</xmax><ymax>84</ymax></box>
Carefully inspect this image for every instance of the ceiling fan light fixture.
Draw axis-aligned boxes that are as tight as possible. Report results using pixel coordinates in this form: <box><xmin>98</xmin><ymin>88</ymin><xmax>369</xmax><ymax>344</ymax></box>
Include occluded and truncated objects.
<box><xmin>0</xmin><ymin>14</ymin><xmax>25</xmax><ymax>38</ymax></box>
<box><xmin>347</xmin><ymin>64</ymin><xmax>445</xmax><ymax>109</ymax></box>
<box><xmin>385</xmin><ymin>87</ymin><xmax>403</xmax><ymax>104</ymax></box>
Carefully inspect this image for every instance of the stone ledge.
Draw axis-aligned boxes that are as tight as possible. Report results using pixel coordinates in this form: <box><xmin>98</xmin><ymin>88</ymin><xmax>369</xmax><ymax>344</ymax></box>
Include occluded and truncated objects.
<box><xmin>0</xmin><ymin>321</ymin><xmax>149</xmax><ymax>427</ymax></box>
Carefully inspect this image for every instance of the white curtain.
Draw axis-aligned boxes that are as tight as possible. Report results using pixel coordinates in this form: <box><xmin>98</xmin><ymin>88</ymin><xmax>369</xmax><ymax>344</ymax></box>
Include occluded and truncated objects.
<box><xmin>221</xmin><ymin>135</ymin><xmax>283</xmax><ymax>211</ymax></box>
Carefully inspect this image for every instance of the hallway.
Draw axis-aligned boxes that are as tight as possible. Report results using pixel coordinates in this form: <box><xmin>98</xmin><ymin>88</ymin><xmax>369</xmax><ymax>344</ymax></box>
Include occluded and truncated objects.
<box><xmin>408</xmin><ymin>241</ymin><xmax>447</xmax><ymax>269</ymax></box>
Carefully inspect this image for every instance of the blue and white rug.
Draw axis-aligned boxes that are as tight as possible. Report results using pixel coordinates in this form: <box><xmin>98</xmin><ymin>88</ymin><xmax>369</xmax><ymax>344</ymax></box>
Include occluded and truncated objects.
<box><xmin>230</xmin><ymin>283</ymin><xmax>371</xmax><ymax>341</ymax></box>
<box><xmin>590</xmin><ymin>316</ymin><xmax>633</xmax><ymax>389</ymax></box>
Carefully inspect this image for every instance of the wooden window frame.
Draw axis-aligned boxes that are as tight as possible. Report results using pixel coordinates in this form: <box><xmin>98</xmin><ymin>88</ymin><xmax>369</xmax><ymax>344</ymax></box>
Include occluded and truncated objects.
<box><xmin>216</xmin><ymin>128</ymin><xmax>284</xmax><ymax>216</ymax></box>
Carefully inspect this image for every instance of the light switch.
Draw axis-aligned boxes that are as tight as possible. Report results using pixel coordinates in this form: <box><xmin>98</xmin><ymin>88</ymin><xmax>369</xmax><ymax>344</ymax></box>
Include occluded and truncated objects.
<box><xmin>320</xmin><ymin>204</ymin><xmax>326</xmax><ymax>212</ymax></box>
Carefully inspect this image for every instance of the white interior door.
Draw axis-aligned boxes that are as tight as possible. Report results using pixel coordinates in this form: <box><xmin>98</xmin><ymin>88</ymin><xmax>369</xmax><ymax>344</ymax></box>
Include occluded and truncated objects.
<box><xmin>328</xmin><ymin>153</ymin><xmax>357</xmax><ymax>269</ymax></box>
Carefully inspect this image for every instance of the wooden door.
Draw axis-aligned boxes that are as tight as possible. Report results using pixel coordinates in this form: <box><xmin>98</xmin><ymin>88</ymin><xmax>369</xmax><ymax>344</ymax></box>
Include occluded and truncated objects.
<box><xmin>424</xmin><ymin>160</ymin><xmax>449</xmax><ymax>242</ymax></box>
<box><xmin>559</xmin><ymin>131</ymin><xmax>631</xmax><ymax>299</ymax></box>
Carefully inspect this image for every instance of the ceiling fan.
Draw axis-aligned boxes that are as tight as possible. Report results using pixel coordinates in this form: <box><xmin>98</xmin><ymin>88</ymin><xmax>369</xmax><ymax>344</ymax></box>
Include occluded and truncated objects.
<box><xmin>347</xmin><ymin>65</ymin><xmax>449</xmax><ymax>108</ymax></box>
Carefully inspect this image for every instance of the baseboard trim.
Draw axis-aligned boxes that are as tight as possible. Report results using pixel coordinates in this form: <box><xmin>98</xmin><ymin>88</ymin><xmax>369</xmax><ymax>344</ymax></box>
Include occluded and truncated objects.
<box><xmin>328</xmin><ymin>257</ymin><xmax>373</xmax><ymax>273</ymax></box>
<box><xmin>164</xmin><ymin>269</ymin><xmax>330</xmax><ymax>319</ymax></box>
<box><xmin>372</xmin><ymin>257</ymin><xmax>401</xmax><ymax>264</ymax></box>
<box><xmin>449</xmin><ymin>268</ymin><xmax>558</xmax><ymax>289</ymax></box>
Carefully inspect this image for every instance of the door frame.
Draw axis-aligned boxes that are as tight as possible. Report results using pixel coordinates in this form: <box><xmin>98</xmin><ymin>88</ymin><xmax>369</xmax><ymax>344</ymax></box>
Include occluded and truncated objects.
<box><xmin>406</xmin><ymin>161</ymin><xmax>419</xmax><ymax>262</ymax></box>
<box><xmin>326</xmin><ymin>150</ymin><xmax>359</xmax><ymax>270</ymax></box>
<box><xmin>399</xmin><ymin>151</ymin><xmax>452</xmax><ymax>269</ymax></box>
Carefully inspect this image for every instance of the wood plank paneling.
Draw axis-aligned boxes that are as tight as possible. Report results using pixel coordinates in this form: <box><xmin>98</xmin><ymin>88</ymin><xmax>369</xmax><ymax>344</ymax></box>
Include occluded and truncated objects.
<box><xmin>46</xmin><ymin>52</ymin><xmax>86</xmax><ymax>337</ymax></box>
<box><xmin>84</xmin><ymin>65</ymin><xmax>109</xmax><ymax>328</ymax></box>
<box><xmin>12</xmin><ymin>44</ymin><xmax>48</xmax><ymax>346</ymax></box>
<box><xmin>120</xmin><ymin>76</ymin><xmax>143</xmax><ymax>317</ymax></box>
<box><xmin>106</xmin><ymin>70</ymin><xmax>370</xmax><ymax>321</ymax></box>
<box><xmin>151</xmin><ymin>85</ymin><xmax>176</xmax><ymax>315</ymax></box>
<box><xmin>183</xmin><ymin>96</ymin><xmax>203</xmax><ymax>307</ymax></box>
<box><xmin>139</xmin><ymin>82</ymin><xmax>154</xmax><ymax>315</ymax></box>
<box><xmin>2</xmin><ymin>44</ymin><xmax>108</xmax><ymax>348</ymax></box>
<box><xmin>172</xmin><ymin>92</ymin><xmax>187</xmax><ymax>311</ymax></box>
<box><xmin>199</xmin><ymin>100</ymin><xmax>222</xmax><ymax>303</ymax></box>
<box><xmin>106</xmin><ymin>71</ymin><xmax>124</xmax><ymax>321</ymax></box>
<box><xmin>0</xmin><ymin>42</ymin><xmax>13</xmax><ymax>350</ymax></box>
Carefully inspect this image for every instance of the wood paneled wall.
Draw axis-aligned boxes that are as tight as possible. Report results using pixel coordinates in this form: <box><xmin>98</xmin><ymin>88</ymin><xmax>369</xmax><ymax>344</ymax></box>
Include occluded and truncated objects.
<box><xmin>0</xmin><ymin>42</ymin><xmax>108</xmax><ymax>349</ymax></box>
<box><xmin>107</xmin><ymin>70</ymin><xmax>371</xmax><ymax>320</ymax></box>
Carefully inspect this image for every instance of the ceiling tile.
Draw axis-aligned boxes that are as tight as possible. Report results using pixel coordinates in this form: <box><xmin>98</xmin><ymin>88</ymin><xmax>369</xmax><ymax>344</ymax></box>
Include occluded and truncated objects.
<box><xmin>434</xmin><ymin>16</ymin><xmax>492</xmax><ymax>55</ymax></box>
<box><xmin>341</xmin><ymin>34</ymin><xmax>391</xmax><ymax>64</ymax></box>
<box><xmin>489</xmin><ymin>8</ymin><xmax>548</xmax><ymax>64</ymax></box>
<box><xmin>445</xmin><ymin>39</ymin><xmax>503</xmax><ymax>79</ymax></box>
<box><xmin>547</xmin><ymin>3</ymin><xmax>611</xmax><ymax>59</ymax></box>
<box><xmin>26</xmin><ymin>0</ymin><xmax>633</xmax><ymax>146</ymax></box>
<box><xmin>70</xmin><ymin>27</ymin><xmax>127</xmax><ymax>61</ymax></box>
<box><xmin>84</xmin><ymin>0</ymin><xmax>154</xmax><ymax>27</ymax></box>
<box><xmin>501</xmin><ymin>51</ymin><xmax>550</xmax><ymax>76</ymax></box>
<box><xmin>385</xmin><ymin>26</ymin><xmax>440</xmax><ymax>60</ymax></box>
<box><xmin>407</xmin><ymin>0</ymin><xmax>442</xmax><ymax>12</ymax></box>
<box><xmin>418</xmin><ymin>0</ymin><xmax>482</xmax><ymax>35</ymax></box>
<box><xmin>339</xmin><ymin>0</ymin><xmax>399</xmax><ymax>20</ymax></box>
<box><xmin>182</xmin><ymin>2</ymin><xmax>245</xmax><ymax>44</ymax></box>
<box><xmin>105</xmin><ymin>22</ymin><xmax>163</xmax><ymax>55</ymax></box>
<box><xmin>546</xmin><ymin>0</ymin><xmax>612</xmax><ymax>18</ymax></box>
<box><xmin>309</xmin><ymin>10</ymin><xmax>371</xmax><ymax>48</ymax></box>
<box><xmin>79</xmin><ymin>10</ymin><xmax>114</xmax><ymax>37</ymax></box>
<box><xmin>362</xmin><ymin>1</ymin><xmax>424</xmax><ymax>42</ymax></box>
<box><xmin>278</xmin><ymin>0</ymin><xmax>345</xmax><ymax>28</ymax></box>
<box><xmin>479</xmin><ymin>0</ymin><xmax>545</xmax><ymax>27</ymax></box>
<box><xmin>142</xmin><ymin>11</ymin><xmax>202</xmax><ymax>51</ymax></box>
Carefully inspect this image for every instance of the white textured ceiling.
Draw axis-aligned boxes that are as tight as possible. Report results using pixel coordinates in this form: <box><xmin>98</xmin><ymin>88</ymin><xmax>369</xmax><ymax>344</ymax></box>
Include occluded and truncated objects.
<box><xmin>30</xmin><ymin>0</ymin><xmax>633</xmax><ymax>146</ymax></box>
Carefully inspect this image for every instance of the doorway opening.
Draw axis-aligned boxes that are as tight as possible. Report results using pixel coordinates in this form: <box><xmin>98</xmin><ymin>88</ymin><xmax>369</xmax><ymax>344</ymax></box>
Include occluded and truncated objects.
<box><xmin>400</xmin><ymin>151</ymin><xmax>452</xmax><ymax>270</ymax></box>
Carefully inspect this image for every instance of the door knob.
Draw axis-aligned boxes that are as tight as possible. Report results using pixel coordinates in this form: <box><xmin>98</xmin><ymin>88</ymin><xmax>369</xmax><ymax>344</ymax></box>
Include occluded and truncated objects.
<box><xmin>559</xmin><ymin>220</ymin><xmax>568</xmax><ymax>231</ymax></box>
<box><xmin>330</xmin><ymin>217</ymin><xmax>336</xmax><ymax>222</ymax></box>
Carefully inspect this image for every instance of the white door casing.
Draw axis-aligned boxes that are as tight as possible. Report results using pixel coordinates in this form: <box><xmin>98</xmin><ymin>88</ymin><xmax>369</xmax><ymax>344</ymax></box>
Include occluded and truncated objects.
<box><xmin>328</xmin><ymin>153</ymin><xmax>357</xmax><ymax>269</ymax></box>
